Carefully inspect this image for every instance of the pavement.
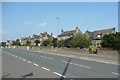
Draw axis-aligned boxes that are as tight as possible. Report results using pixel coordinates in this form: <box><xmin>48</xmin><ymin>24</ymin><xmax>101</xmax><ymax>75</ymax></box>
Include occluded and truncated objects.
<box><xmin>1</xmin><ymin>48</ymin><xmax>119</xmax><ymax>79</ymax></box>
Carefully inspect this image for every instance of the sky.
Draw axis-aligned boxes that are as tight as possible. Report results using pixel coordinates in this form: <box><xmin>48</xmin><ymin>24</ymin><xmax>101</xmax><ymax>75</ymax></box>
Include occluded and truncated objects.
<box><xmin>2</xmin><ymin>2</ymin><xmax>118</xmax><ymax>42</ymax></box>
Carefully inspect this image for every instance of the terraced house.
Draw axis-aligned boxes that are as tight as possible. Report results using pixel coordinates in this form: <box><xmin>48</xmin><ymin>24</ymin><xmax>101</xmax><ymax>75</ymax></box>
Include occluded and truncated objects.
<box><xmin>84</xmin><ymin>27</ymin><xmax>116</xmax><ymax>47</ymax></box>
<box><xmin>58</xmin><ymin>27</ymin><xmax>83</xmax><ymax>40</ymax></box>
<box><xmin>20</xmin><ymin>32</ymin><xmax>51</xmax><ymax>46</ymax></box>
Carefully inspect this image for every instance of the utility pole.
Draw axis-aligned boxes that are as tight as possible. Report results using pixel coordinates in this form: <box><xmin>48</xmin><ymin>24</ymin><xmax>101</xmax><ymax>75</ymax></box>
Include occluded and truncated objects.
<box><xmin>55</xmin><ymin>17</ymin><xmax>59</xmax><ymax>48</ymax></box>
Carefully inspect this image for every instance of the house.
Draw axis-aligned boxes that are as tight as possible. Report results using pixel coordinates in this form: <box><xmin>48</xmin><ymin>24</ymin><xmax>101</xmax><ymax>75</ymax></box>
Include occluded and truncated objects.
<box><xmin>84</xmin><ymin>27</ymin><xmax>116</xmax><ymax>46</ymax></box>
<box><xmin>40</xmin><ymin>32</ymin><xmax>51</xmax><ymax>41</ymax></box>
<box><xmin>20</xmin><ymin>37</ymin><xmax>31</xmax><ymax>45</ymax></box>
<box><xmin>6</xmin><ymin>40</ymin><xmax>14</xmax><ymax>47</ymax></box>
<box><xmin>58</xmin><ymin>27</ymin><xmax>83</xmax><ymax>40</ymax></box>
<box><xmin>20</xmin><ymin>32</ymin><xmax>51</xmax><ymax>46</ymax></box>
<box><xmin>31</xmin><ymin>34</ymin><xmax>40</xmax><ymax>45</ymax></box>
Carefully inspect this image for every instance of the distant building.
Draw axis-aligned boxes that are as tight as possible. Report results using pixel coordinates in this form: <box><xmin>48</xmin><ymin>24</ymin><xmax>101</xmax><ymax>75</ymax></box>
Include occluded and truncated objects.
<box><xmin>58</xmin><ymin>27</ymin><xmax>83</xmax><ymax>40</ymax></box>
<box><xmin>40</xmin><ymin>32</ymin><xmax>51</xmax><ymax>41</ymax></box>
<box><xmin>6</xmin><ymin>40</ymin><xmax>13</xmax><ymax>47</ymax></box>
<box><xmin>20</xmin><ymin>37</ymin><xmax>31</xmax><ymax>45</ymax></box>
<box><xmin>20</xmin><ymin>32</ymin><xmax>51</xmax><ymax>46</ymax></box>
<box><xmin>84</xmin><ymin>27</ymin><xmax>116</xmax><ymax>46</ymax></box>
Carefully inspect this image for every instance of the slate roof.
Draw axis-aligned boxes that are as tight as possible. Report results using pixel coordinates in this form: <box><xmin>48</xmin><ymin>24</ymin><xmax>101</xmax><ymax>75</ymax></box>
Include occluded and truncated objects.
<box><xmin>40</xmin><ymin>32</ymin><xmax>50</xmax><ymax>37</ymax></box>
<box><xmin>85</xmin><ymin>28</ymin><xmax>115</xmax><ymax>40</ymax></box>
<box><xmin>32</xmin><ymin>34</ymin><xmax>40</xmax><ymax>38</ymax></box>
<box><xmin>58</xmin><ymin>27</ymin><xmax>83</xmax><ymax>37</ymax></box>
<box><xmin>58</xmin><ymin>30</ymin><xmax>76</xmax><ymax>37</ymax></box>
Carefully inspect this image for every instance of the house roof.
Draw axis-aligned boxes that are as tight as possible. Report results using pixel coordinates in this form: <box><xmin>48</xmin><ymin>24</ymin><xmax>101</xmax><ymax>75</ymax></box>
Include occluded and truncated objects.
<box><xmin>85</xmin><ymin>28</ymin><xmax>115</xmax><ymax>40</ymax></box>
<box><xmin>32</xmin><ymin>34</ymin><xmax>40</xmax><ymax>38</ymax></box>
<box><xmin>58</xmin><ymin>30</ymin><xmax>76</xmax><ymax>37</ymax></box>
<box><xmin>58</xmin><ymin>27</ymin><xmax>83</xmax><ymax>37</ymax></box>
<box><xmin>40</xmin><ymin>32</ymin><xmax>50</xmax><ymax>37</ymax></box>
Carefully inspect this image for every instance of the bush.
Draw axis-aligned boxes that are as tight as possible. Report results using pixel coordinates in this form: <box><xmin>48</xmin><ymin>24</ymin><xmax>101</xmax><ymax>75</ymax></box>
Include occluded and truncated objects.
<box><xmin>34</xmin><ymin>40</ymin><xmax>40</xmax><ymax>46</ymax></box>
<box><xmin>42</xmin><ymin>37</ymin><xmax>52</xmax><ymax>46</ymax></box>
<box><xmin>72</xmin><ymin>34</ymin><xmax>92</xmax><ymax>48</ymax></box>
<box><xmin>101</xmin><ymin>32</ymin><xmax>120</xmax><ymax>49</ymax></box>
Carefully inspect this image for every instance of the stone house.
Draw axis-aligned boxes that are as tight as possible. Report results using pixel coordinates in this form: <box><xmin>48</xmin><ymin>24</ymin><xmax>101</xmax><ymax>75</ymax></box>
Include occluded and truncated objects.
<box><xmin>57</xmin><ymin>27</ymin><xmax>83</xmax><ymax>40</ymax></box>
<box><xmin>84</xmin><ymin>27</ymin><xmax>116</xmax><ymax>46</ymax></box>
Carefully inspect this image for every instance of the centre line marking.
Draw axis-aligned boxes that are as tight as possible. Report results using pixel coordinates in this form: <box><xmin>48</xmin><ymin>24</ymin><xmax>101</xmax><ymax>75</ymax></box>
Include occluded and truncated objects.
<box><xmin>19</xmin><ymin>57</ymin><xmax>22</xmax><ymax>60</ymax></box>
<box><xmin>112</xmin><ymin>72</ymin><xmax>120</xmax><ymax>75</ymax></box>
<box><xmin>23</xmin><ymin>59</ymin><xmax>26</xmax><ymax>62</ymax></box>
<box><xmin>15</xmin><ymin>56</ymin><xmax>18</xmax><ymax>58</ymax></box>
<box><xmin>33</xmin><ymin>63</ymin><xmax>39</xmax><ymax>66</ymax></box>
<box><xmin>27</xmin><ymin>61</ymin><xmax>32</xmax><ymax>63</ymax></box>
<box><xmin>62</xmin><ymin>60</ymin><xmax>90</xmax><ymax>68</ymax></box>
<box><xmin>53</xmin><ymin>72</ymin><xmax>65</xmax><ymax>78</ymax></box>
<box><xmin>42</xmin><ymin>67</ymin><xmax>50</xmax><ymax>71</ymax></box>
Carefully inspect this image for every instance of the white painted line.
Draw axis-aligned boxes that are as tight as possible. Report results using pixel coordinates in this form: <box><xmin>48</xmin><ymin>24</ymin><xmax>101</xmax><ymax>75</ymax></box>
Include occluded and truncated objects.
<box><xmin>23</xmin><ymin>59</ymin><xmax>26</xmax><ymax>62</ymax></box>
<box><xmin>19</xmin><ymin>57</ymin><xmax>22</xmax><ymax>60</ymax></box>
<box><xmin>15</xmin><ymin>56</ymin><xmax>18</xmax><ymax>58</ymax></box>
<box><xmin>112</xmin><ymin>72</ymin><xmax>120</xmax><ymax>75</ymax></box>
<box><xmin>42</xmin><ymin>67</ymin><xmax>50</xmax><ymax>71</ymax></box>
<box><xmin>40</xmin><ymin>56</ymin><xmax>53</xmax><ymax>60</ymax></box>
<box><xmin>12</xmin><ymin>55</ymin><xmax>15</xmax><ymax>57</ymax></box>
<box><xmin>33</xmin><ymin>63</ymin><xmax>39</xmax><ymax>66</ymax></box>
<box><xmin>53</xmin><ymin>72</ymin><xmax>65</xmax><ymax>78</ymax></box>
<box><xmin>62</xmin><ymin>60</ymin><xmax>90</xmax><ymax>68</ymax></box>
<box><xmin>27</xmin><ymin>61</ymin><xmax>32</xmax><ymax>63</ymax></box>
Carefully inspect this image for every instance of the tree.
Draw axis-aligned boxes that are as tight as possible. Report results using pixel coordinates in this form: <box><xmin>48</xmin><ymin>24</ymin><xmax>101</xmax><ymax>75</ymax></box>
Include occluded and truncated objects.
<box><xmin>72</xmin><ymin>34</ymin><xmax>92</xmax><ymax>48</ymax></box>
<box><xmin>63</xmin><ymin>37</ymin><xmax>73</xmax><ymax>48</ymax></box>
<box><xmin>101</xmin><ymin>33</ymin><xmax>116</xmax><ymax>48</ymax></box>
<box><xmin>26</xmin><ymin>41</ymin><xmax>31</xmax><ymax>46</ymax></box>
<box><xmin>57</xmin><ymin>40</ymin><xmax>64</xmax><ymax>47</ymax></box>
<box><xmin>12</xmin><ymin>39</ymin><xmax>20</xmax><ymax>46</ymax></box>
<box><xmin>116</xmin><ymin>32</ymin><xmax>120</xmax><ymax>49</ymax></box>
<box><xmin>1</xmin><ymin>42</ymin><xmax>6</xmax><ymax>47</ymax></box>
<box><xmin>34</xmin><ymin>39</ymin><xmax>40</xmax><ymax>46</ymax></box>
<box><xmin>101</xmin><ymin>32</ymin><xmax>120</xmax><ymax>49</ymax></box>
<box><xmin>42</xmin><ymin>37</ymin><xmax>52</xmax><ymax>46</ymax></box>
<box><xmin>52</xmin><ymin>38</ymin><xmax>57</xmax><ymax>48</ymax></box>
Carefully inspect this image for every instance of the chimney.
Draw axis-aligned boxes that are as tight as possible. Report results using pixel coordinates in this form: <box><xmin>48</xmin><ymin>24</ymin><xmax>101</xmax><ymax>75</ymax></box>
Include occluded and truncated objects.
<box><xmin>61</xmin><ymin>29</ymin><xmax>64</xmax><ymax>33</ymax></box>
<box><xmin>75</xmin><ymin>26</ymin><xmax>79</xmax><ymax>33</ymax></box>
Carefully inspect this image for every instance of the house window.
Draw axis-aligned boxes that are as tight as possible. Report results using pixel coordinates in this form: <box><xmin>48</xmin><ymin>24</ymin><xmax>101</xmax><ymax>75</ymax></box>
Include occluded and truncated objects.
<box><xmin>97</xmin><ymin>35</ymin><xmax>101</xmax><ymax>37</ymax></box>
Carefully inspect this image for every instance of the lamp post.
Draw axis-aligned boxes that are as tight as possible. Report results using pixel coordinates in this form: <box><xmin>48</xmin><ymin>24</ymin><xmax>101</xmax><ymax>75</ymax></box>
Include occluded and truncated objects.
<box><xmin>55</xmin><ymin>17</ymin><xmax>59</xmax><ymax>48</ymax></box>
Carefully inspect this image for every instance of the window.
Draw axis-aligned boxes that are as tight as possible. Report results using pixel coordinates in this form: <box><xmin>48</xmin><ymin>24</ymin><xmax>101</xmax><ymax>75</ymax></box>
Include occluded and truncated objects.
<box><xmin>97</xmin><ymin>35</ymin><xmax>101</xmax><ymax>37</ymax></box>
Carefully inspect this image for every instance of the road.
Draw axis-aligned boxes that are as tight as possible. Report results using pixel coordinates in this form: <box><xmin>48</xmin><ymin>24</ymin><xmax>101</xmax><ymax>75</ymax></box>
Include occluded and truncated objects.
<box><xmin>1</xmin><ymin>48</ymin><xmax>119</xmax><ymax>79</ymax></box>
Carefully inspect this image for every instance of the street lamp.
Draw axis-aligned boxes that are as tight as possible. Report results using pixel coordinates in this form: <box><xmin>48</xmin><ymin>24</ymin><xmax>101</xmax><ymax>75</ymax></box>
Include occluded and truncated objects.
<box><xmin>55</xmin><ymin>17</ymin><xmax>59</xmax><ymax>48</ymax></box>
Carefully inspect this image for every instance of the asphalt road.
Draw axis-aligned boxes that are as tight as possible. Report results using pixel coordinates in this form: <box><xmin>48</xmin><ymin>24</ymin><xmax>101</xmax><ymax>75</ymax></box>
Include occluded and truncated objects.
<box><xmin>2</xmin><ymin>48</ymin><xmax>119</xmax><ymax>79</ymax></box>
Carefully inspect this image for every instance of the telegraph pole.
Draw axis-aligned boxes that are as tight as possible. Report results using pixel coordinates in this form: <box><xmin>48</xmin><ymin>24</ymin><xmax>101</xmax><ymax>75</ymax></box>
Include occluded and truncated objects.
<box><xmin>55</xmin><ymin>17</ymin><xmax>59</xmax><ymax>48</ymax></box>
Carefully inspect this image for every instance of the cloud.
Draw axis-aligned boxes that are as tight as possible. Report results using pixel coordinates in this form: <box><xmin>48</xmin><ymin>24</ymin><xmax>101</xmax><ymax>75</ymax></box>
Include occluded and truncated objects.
<box><xmin>37</xmin><ymin>22</ymin><xmax>47</xmax><ymax>27</ymax></box>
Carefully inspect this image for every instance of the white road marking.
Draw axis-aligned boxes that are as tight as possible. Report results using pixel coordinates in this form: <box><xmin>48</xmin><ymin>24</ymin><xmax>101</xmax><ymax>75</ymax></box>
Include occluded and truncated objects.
<box><xmin>19</xmin><ymin>57</ymin><xmax>22</xmax><ymax>60</ymax></box>
<box><xmin>23</xmin><ymin>59</ymin><xmax>26</xmax><ymax>62</ymax></box>
<box><xmin>112</xmin><ymin>72</ymin><xmax>120</xmax><ymax>75</ymax></box>
<box><xmin>12</xmin><ymin>55</ymin><xmax>15</xmax><ymax>57</ymax></box>
<box><xmin>42</xmin><ymin>67</ymin><xmax>50</xmax><ymax>71</ymax></box>
<box><xmin>33</xmin><ymin>63</ymin><xmax>39</xmax><ymax>66</ymax></box>
<box><xmin>40</xmin><ymin>56</ymin><xmax>53</xmax><ymax>60</ymax></box>
<box><xmin>15</xmin><ymin>56</ymin><xmax>18</xmax><ymax>58</ymax></box>
<box><xmin>27</xmin><ymin>61</ymin><xmax>32</xmax><ymax>63</ymax></box>
<box><xmin>53</xmin><ymin>72</ymin><xmax>65</xmax><ymax>78</ymax></box>
<box><xmin>62</xmin><ymin>60</ymin><xmax>90</xmax><ymax>68</ymax></box>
